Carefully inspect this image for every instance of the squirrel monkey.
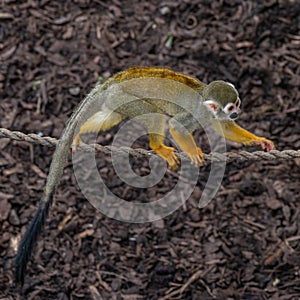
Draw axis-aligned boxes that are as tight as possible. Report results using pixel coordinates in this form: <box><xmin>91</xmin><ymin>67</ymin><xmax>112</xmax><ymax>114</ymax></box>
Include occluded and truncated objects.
<box><xmin>72</xmin><ymin>67</ymin><xmax>274</xmax><ymax>167</ymax></box>
<box><xmin>15</xmin><ymin>67</ymin><xmax>274</xmax><ymax>283</ymax></box>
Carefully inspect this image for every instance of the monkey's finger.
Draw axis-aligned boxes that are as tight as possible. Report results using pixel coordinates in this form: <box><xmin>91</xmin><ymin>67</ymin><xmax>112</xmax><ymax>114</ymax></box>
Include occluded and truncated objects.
<box><xmin>168</xmin><ymin>152</ymin><xmax>180</xmax><ymax>170</ymax></box>
<box><xmin>261</xmin><ymin>139</ymin><xmax>275</xmax><ymax>151</ymax></box>
<box><xmin>188</xmin><ymin>148</ymin><xmax>204</xmax><ymax>166</ymax></box>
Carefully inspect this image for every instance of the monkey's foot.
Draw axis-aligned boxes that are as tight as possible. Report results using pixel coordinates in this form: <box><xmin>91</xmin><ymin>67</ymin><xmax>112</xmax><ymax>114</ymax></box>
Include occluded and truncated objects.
<box><xmin>153</xmin><ymin>145</ymin><xmax>179</xmax><ymax>169</ymax></box>
<box><xmin>72</xmin><ymin>134</ymin><xmax>82</xmax><ymax>152</ymax></box>
<box><xmin>251</xmin><ymin>138</ymin><xmax>275</xmax><ymax>151</ymax></box>
<box><xmin>186</xmin><ymin>147</ymin><xmax>204</xmax><ymax>166</ymax></box>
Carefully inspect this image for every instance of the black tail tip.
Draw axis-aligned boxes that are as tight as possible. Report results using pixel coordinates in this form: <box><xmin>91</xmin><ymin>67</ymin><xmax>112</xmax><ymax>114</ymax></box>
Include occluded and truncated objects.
<box><xmin>14</xmin><ymin>192</ymin><xmax>54</xmax><ymax>285</ymax></box>
<box><xmin>15</xmin><ymin>258</ymin><xmax>25</xmax><ymax>286</ymax></box>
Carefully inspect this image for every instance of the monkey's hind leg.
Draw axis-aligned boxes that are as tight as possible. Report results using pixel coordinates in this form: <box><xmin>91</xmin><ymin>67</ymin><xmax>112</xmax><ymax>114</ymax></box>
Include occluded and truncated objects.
<box><xmin>109</xmin><ymin>99</ymin><xmax>180</xmax><ymax>169</ymax></box>
<box><xmin>136</xmin><ymin>112</ymin><xmax>179</xmax><ymax>169</ymax></box>
<box><xmin>149</xmin><ymin>131</ymin><xmax>180</xmax><ymax>169</ymax></box>
<box><xmin>72</xmin><ymin>108</ymin><xmax>124</xmax><ymax>151</ymax></box>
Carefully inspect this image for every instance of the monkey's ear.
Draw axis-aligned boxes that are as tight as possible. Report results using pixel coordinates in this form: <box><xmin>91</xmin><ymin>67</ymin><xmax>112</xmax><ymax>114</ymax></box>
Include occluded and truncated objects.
<box><xmin>203</xmin><ymin>100</ymin><xmax>220</xmax><ymax>113</ymax></box>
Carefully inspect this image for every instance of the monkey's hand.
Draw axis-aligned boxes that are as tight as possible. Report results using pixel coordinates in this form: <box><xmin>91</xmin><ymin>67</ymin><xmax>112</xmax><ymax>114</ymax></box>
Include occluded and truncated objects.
<box><xmin>186</xmin><ymin>147</ymin><xmax>204</xmax><ymax>166</ymax></box>
<box><xmin>249</xmin><ymin>138</ymin><xmax>275</xmax><ymax>151</ymax></box>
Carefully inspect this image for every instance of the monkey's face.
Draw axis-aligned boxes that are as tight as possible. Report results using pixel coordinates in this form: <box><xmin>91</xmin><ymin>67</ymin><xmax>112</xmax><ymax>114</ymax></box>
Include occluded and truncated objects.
<box><xmin>202</xmin><ymin>81</ymin><xmax>241</xmax><ymax>121</ymax></box>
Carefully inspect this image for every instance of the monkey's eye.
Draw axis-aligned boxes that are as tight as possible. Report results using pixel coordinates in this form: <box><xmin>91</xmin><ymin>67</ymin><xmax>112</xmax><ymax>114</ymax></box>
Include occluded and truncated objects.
<box><xmin>224</xmin><ymin>104</ymin><xmax>235</xmax><ymax>114</ymax></box>
<box><xmin>228</xmin><ymin>105</ymin><xmax>235</xmax><ymax>112</ymax></box>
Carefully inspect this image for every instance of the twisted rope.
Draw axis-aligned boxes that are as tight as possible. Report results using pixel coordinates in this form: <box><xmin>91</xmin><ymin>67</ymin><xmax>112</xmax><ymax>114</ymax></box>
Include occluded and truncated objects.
<box><xmin>0</xmin><ymin>127</ymin><xmax>299</xmax><ymax>163</ymax></box>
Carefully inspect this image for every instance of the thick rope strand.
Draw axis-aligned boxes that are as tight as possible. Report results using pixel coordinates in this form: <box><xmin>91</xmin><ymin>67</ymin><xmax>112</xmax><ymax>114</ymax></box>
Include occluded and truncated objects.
<box><xmin>1</xmin><ymin>127</ymin><xmax>299</xmax><ymax>163</ymax></box>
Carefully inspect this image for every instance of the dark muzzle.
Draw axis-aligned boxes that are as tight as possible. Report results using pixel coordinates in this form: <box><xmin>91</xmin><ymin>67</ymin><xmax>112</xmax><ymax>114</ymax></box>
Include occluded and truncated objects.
<box><xmin>229</xmin><ymin>112</ymin><xmax>238</xmax><ymax>119</ymax></box>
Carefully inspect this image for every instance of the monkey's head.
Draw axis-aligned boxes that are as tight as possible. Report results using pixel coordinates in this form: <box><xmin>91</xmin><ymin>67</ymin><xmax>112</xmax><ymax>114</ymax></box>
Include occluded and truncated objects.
<box><xmin>202</xmin><ymin>81</ymin><xmax>241</xmax><ymax>121</ymax></box>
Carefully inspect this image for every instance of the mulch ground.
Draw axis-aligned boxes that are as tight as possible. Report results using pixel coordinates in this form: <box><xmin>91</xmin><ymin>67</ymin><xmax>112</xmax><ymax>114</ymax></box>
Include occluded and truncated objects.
<box><xmin>1</xmin><ymin>1</ymin><xmax>300</xmax><ymax>299</ymax></box>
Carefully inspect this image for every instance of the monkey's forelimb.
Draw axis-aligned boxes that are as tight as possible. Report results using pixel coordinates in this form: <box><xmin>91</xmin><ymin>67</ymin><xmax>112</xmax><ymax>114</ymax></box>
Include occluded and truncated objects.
<box><xmin>15</xmin><ymin>82</ymin><xmax>105</xmax><ymax>284</ymax></box>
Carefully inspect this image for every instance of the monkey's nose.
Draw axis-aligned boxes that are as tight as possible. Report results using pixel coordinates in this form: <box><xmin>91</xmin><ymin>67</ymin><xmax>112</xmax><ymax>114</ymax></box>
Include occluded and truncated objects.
<box><xmin>229</xmin><ymin>112</ymin><xmax>238</xmax><ymax>119</ymax></box>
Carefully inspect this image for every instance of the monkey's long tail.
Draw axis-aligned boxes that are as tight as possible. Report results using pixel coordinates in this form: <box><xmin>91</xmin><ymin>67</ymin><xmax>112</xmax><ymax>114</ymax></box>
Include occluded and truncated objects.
<box><xmin>15</xmin><ymin>191</ymin><xmax>55</xmax><ymax>284</ymax></box>
<box><xmin>15</xmin><ymin>83</ymin><xmax>104</xmax><ymax>284</ymax></box>
<box><xmin>14</xmin><ymin>129</ymin><xmax>74</xmax><ymax>284</ymax></box>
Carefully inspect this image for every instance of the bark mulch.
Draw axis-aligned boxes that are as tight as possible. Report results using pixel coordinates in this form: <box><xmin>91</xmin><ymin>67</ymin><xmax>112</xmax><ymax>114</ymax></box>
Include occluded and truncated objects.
<box><xmin>0</xmin><ymin>1</ymin><xmax>299</xmax><ymax>299</ymax></box>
